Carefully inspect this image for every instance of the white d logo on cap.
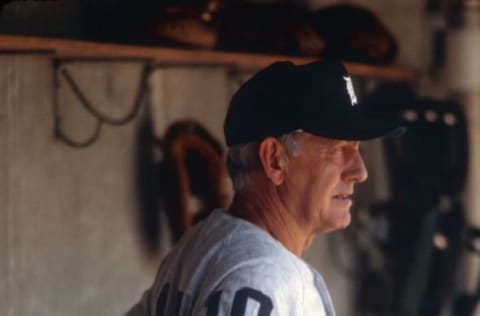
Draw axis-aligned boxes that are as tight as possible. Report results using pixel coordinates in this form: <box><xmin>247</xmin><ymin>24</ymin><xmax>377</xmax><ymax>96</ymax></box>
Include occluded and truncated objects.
<box><xmin>343</xmin><ymin>76</ymin><xmax>357</xmax><ymax>106</ymax></box>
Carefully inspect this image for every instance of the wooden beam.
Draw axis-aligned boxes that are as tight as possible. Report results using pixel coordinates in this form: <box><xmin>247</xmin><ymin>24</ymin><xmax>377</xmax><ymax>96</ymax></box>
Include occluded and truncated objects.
<box><xmin>0</xmin><ymin>34</ymin><xmax>416</xmax><ymax>81</ymax></box>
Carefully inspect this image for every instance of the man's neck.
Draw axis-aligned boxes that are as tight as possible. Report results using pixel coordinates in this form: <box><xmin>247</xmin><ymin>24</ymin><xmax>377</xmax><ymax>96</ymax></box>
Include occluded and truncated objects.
<box><xmin>228</xmin><ymin>191</ymin><xmax>314</xmax><ymax>256</ymax></box>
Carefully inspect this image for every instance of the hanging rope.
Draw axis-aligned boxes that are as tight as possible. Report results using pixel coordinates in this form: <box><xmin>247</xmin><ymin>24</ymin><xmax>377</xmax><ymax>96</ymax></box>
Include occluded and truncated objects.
<box><xmin>54</xmin><ymin>61</ymin><xmax>152</xmax><ymax>148</ymax></box>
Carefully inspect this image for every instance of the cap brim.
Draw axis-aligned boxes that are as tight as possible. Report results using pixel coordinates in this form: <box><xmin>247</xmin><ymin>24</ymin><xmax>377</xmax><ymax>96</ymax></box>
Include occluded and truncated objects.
<box><xmin>303</xmin><ymin>110</ymin><xmax>406</xmax><ymax>141</ymax></box>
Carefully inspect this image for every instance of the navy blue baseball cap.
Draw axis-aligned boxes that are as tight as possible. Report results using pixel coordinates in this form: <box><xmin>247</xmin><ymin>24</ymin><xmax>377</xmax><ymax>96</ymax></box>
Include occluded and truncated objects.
<box><xmin>224</xmin><ymin>59</ymin><xmax>404</xmax><ymax>146</ymax></box>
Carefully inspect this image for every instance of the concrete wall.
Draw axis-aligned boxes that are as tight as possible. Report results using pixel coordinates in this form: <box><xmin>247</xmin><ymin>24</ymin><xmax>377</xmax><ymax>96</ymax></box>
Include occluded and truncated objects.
<box><xmin>0</xmin><ymin>55</ymin><xmax>155</xmax><ymax>316</ymax></box>
<box><xmin>0</xmin><ymin>55</ymin><xmax>231</xmax><ymax>316</ymax></box>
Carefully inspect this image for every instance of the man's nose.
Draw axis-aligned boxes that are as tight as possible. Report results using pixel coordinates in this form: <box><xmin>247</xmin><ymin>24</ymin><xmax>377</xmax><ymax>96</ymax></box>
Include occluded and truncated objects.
<box><xmin>344</xmin><ymin>152</ymin><xmax>368</xmax><ymax>183</ymax></box>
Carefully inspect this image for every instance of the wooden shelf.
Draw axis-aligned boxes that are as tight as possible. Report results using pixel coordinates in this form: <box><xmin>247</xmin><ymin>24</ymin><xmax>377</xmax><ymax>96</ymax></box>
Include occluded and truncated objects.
<box><xmin>0</xmin><ymin>34</ymin><xmax>415</xmax><ymax>81</ymax></box>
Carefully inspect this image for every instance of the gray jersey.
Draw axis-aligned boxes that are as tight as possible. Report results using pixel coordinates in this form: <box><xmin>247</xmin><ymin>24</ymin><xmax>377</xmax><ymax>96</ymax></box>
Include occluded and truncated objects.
<box><xmin>126</xmin><ymin>209</ymin><xmax>336</xmax><ymax>316</ymax></box>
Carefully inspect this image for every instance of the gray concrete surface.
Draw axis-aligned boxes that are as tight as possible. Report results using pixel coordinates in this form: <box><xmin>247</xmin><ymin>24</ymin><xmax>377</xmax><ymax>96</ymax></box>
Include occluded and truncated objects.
<box><xmin>0</xmin><ymin>55</ymin><xmax>157</xmax><ymax>316</ymax></box>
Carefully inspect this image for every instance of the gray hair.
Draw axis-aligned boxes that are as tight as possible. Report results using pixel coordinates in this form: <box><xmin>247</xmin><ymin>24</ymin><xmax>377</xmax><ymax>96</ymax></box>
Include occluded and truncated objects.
<box><xmin>226</xmin><ymin>131</ymin><xmax>303</xmax><ymax>193</ymax></box>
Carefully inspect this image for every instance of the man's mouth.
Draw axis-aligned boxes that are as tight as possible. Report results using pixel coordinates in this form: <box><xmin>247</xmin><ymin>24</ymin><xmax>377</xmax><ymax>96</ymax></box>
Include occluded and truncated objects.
<box><xmin>333</xmin><ymin>194</ymin><xmax>353</xmax><ymax>200</ymax></box>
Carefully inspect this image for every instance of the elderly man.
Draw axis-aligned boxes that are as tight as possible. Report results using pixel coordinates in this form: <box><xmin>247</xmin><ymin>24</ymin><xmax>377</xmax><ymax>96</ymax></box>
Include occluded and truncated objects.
<box><xmin>126</xmin><ymin>59</ymin><xmax>403</xmax><ymax>316</ymax></box>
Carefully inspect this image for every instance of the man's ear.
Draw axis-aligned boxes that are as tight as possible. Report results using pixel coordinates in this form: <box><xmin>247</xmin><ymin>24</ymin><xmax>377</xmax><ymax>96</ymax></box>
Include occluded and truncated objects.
<box><xmin>258</xmin><ymin>138</ymin><xmax>286</xmax><ymax>186</ymax></box>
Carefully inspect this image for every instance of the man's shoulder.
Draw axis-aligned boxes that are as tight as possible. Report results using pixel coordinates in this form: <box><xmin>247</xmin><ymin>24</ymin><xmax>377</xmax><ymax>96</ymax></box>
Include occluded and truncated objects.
<box><xmin>181</xmin><ymin>209</ymin><xmax>292</xmax><ymax>263</ymax></box>
<box><xmin>200</xmin><ymin>212</ymin><xmax>301</xmax><ymax>275</ymax></box>
<box><xmin>196</xmin><ymin>219</ymin><xmax>310</xmax><ymax>305</ymax></box>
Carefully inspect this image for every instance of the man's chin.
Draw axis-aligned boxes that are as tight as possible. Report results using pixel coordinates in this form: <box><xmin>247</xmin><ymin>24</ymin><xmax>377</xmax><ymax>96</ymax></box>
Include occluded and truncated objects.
<box><xmin>318</xmin><ymin>214</ymin><xmax>351</xmax><ymax>235</ymax></box>
<box><xmin>332</xmin><ymin>212</ymin><xmax>352</xmax><ymax>230</ymax></box>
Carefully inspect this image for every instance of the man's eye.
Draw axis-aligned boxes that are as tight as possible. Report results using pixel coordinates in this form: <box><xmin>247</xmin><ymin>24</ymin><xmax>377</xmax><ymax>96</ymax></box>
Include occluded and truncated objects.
<box><xmin>331</xmin><ymin>147</ymin><xmax>345</xmax><ymax>156</ymax></box>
